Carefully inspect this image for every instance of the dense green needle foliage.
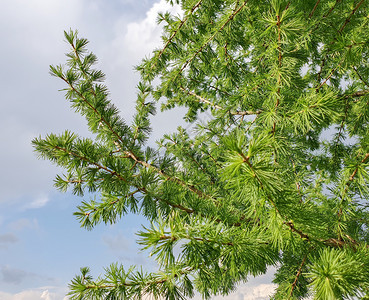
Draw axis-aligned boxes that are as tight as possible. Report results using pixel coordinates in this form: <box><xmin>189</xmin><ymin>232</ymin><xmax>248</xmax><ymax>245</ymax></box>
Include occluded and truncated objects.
<box><xmin>33</xmin><ymin>0</ymin><xmax>369</xmax><ymax>298</ymax></box>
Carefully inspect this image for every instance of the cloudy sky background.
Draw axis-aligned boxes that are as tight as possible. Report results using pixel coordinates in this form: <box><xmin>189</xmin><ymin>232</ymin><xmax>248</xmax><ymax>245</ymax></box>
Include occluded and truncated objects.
<box><xmin>0</xmin><ymin>1</ymin><xmax>276</xmax><ymax>299</ymax></box>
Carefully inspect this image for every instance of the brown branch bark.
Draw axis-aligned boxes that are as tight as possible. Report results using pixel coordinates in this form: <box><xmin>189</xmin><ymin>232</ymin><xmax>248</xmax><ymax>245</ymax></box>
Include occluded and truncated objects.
<box><xmin>323</xmin><ymin>0</ymin><xmax>342</xmax><ymax>18</ymax></box>
<box><xmin>339</xmin><ymin>0</ymin><xmax>365</xmax><ymax>34</ymax></box>
<box><xmin>316</xmin><ymin>58</ymin><xmax>344</xmax><ymax>91</ymax></box>
<box><xmin>309</xmin><ymin>0</ymin><xmax>321</xmax><ymax>18</ymax></box>
<box><xmin>353</xmin><ymin>67</ymin><xmax>369</xmax><ymax>88</ymax></box>
<box><xmin>289</xmin><ymin>254</ymin><xmax>308</xmax><ymax>298</ymax></box>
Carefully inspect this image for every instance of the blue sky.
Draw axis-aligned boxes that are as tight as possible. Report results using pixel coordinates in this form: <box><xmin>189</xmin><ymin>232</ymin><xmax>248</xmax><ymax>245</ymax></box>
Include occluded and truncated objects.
<box><xmin>0</xmin><ymin>1</ymin><xmax>276</xmax><ymax>299</ymax></box>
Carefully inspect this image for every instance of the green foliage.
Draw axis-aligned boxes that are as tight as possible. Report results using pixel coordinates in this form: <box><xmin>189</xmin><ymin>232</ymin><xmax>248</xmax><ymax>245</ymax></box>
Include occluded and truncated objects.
<box><xmin>33</xmin><ymin>0</ymin><xmax>369</xmax><ymax>299</ymax></box>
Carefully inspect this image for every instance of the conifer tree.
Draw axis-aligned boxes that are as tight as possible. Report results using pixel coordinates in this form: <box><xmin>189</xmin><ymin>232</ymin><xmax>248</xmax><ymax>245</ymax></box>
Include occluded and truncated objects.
<box><xmin>33</xmin><ymin>0</ymin><xmax>369</xmax><ymax>299</ymax></box>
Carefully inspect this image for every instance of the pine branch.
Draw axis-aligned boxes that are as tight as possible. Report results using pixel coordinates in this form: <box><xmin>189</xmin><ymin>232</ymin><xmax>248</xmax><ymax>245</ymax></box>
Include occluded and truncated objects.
<box><xmin>347</xmin><ymin>153</ymin><xmax>369</xmax><ymax>184</ymax></box>
<box><xmin>189</xmin><ymin>77</ymin><xmax>231</xmax><ymax>96</ymax></box>
<box><xmin>52</xmin><ymin>145</ymin><xmax>196</xmax><ymax>216</ymax></box>
<box><xmin>69</xmin><ymin>265</ymin><xmax>194</xmax><ymax>299</ymax></box>
<box><xmin>273</xmin><ymin>2</ymin><xmax>290</xmax><ymax>134</ymax></box>
<box><xmin>150</xmin><ymin>0</ymin><xmax>203</xmax><ymax>72</ymax></box>
<box><xmin>83</xmin><ymin>190</ymin><xmax>140</xmax><ymax>217</ymax></box>
<box><xmin>164</xmin><ymin>138</ymin><xmax>214</xmax><ymax>181</ymax></box>
<box><xmin>344</xmin><ymin>89</ymin><xmax>369</xmax><ymax>98</ymax></box>
<box><xmin>69</xmin><ymin>39</ymin><xmax>97</xmax><ymax>98</ymax></box>
<box><xmin>285</xmin><ymin>221</ymin><xmax>310</xmax><ymax>241</ymax></box>
<box><xmin>315</xmin><ymin>57</ymin><xmax>344</xmax><ymax>91</ymax></box>
<box><xmin>338</xmin><ymin>0</ymin><xmax>365</xmax><ymax>34</ymax></box>
<box><xmin>323</xmin><ymin>0</ymin><xmax>342</xmax><ymax>18</ymax></box>
<box><xmin>309</xmin><ymin>0</ymin><xmax>321</xmax><ymax>18</ymax></box>
<box><xmin>53</xmin><ymin>145</ymin><xmax>128</xmax><ymax>181</ymax></box>
<box><xmin>59</xmin><ymin>75</ymin><xmax>128</xmax><ymax>147</ymax></box>
<box><xmin>337</xmin><ymin>152</ymin><xmax>369</xmax><ymax>239</ymax></box>
<box><xmin>289</xmin><ymin>254</ymin><xmax>308</xmax><ymax>298</ymax></box>
<box><xmin>123</xmin><ymin>150</ymin><xmax>216</xmax><ymax>201</ymax></box>
<box><xmin>180</xmin><ymin>87</ymin><xmax>261</xmax><ymax>116</ymax></box>
<box><xmin>353</xmin><ymin>67</ymin><xmax>369</xmax><ymax>88</ymax></box>
<box><xmin>59</xmin><ymin>69</ymin><xmax>216</xmax><ymax>203</ymax></box>
<box><xmin>175</xmin><ymin>0</ymin><xmax>249</xmax><ymax>80</ymax></box>
<box><xmin>333</xmin><ymin>99</ymin><xmax>349</xmax><ymax>159</ymax></box>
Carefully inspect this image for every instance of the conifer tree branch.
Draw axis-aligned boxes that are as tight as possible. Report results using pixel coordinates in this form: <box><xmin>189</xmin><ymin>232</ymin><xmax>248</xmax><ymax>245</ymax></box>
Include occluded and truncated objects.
<box><xmin>72</xmin><ymin>266</ymin><xmax>194</xmax><ymax>297</ymax></box>
<box><xmin>316</xmin><ymin>58</ymin><xmax>326</xmax><ymax>86</ymax></box>
<box><xmin>323</xmin><ymin>0</ymin><xmax>342</xmax><ymax>18</ymax></box>
<box><xmin>273</xmin><ymin>2</ymin><xmax>290</xmax><ymax>134</ymax></box>
<box><xmin>347</xmin><ymin>153</ymin><xmax>369</xmax><ymax>184</ymax></box>
<box><xmin>223</xmin><ymin>41</ymin><xmax>249</xmax><ymax>77</ymax></box>
<box><xmin>158</xmin><ymin>233</ymin><xmax>270</xmax><ymax>247</ymax></box>
<box><xmin>339</xmin><ymin>0</ymin><xmax>365</xmax><ymax>34</ymax></box>
<box><xmin>150</xmin><ymin>0</ymin><xmax>203</xmax><ymax>72</ymax></box>
<box><xmin>53</xmin><ymin>145</ymin><xmax>129</xmax><ymax>182</ymax></box>
<box><xmin>123</xmin><ymin>150</ymin><xmax>216</xmax><ymax>201</ymax></box>
<box><xmin>285</xmin><ymin>221</ymin><xmax>310</xmax><ymax>241</ymax></box>
<box><xmin>180</xmin><ymin>87</ymin><xmax>261</xmax><ymax>115</ymax></box>
<box><xmin>238</xmin><ymin>151</ymin><xmax>313</xmax><ymax>241</ymax></box>
<box><xmin>315</xmin><ymin>58</ymin><xmax>344</xmax><ymax>91</ymax></box>
<box><xmin>176</xmin><ymin>0</ymin><xmax>248</xmax><ymax>80</ymax></box>
<box><xmin>353</xmin><ymin>67</ymin><xmax>369</xmax><ymax>88</ymax></box>
<box><xmin>83</xmin><ymin>190</ymin><xmax>140</xmax><ymax>217</ymax></box>
<box><xmin>333</xmin><ymin>99</ymin><xmax>349</xmax><ymax>159</ymax></box>
<box><xmin>180</xmin><ymin>87</ymin><xmax>223</xmax><ymax>109</ymax></box>
<box><xmin>60</xmin><ymin>75</ymin><xmax>127</xmax><ymax>147</ymax></box>
<box><xmin>51</xmin><ymin>145</ymin><xmax>197</xmax><ymax>216</ymax></box>
<box><xmin>289</xmin><ymin>253</ymin><xmax>308</xmax><ymax>298</ymax></box>
<box><xmin>337</xmin><ymin>152</ymin><xmax>369</xmax><ymax>240</ymax></box>
<box><xmin>62</xmin><ymin>73</ymin><xmax>214</xmax><ymax>202</ymax></box>
<box><xmin>189</xmin><ymin>78</ymin><xmax>231</xmax><ymax>96</ymax></box>
<box><xmin>309</xmin><ymin>0</ymin><xmax>321</xmax><ymax>18</ymax></box>
<box><xmin>344</xmin><ymin>89</ymin><xmax>369</xmax><ymax>98</ymax></box>
<box><xmin>70</xmin><ymin>43</ymin><xmax>96</xmax><ymax>98</ymax></box>
<box><xmin>164</xmin><ymin>138</ymin><xmax>215</xmax><ymax>181</ymax></box>
<box><xmin>38</xmin><ymin>3</ymin><xmax>369</xmax><ymax>298</ymax></box>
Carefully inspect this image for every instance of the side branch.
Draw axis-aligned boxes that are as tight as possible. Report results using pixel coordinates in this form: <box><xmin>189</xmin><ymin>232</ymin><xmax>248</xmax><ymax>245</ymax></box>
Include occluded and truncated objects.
<box><xmin>323</xmin><ymin>0</ymin><xmax>341</xmax><ymax>18</ymax></box>
<box><xmin>61</xmin><ymin>76</ymin><xmax>126</xmax><ymax>147</ymax></box>
<box><xmin>344</xmin><ymin>89</ymin><xmax>369</xmax><ymax>99</ymax></box>
<box><xmin>289</xmin><ymin>254</ymin><xmax>308</xmax><ymax>298</ymax></box>
<box><xmin>151</xmin><ymin>0</ymin><xmax>203</xmax><ymax>71</ymax></box>
<box><xmin>353</xmin><ymin>67</ymin><xmax>369</xmax><ymax>88</ymax></box>
<box><xmin>339</xmin><ymin>0</ymin><xmax>364</xmax><ymax>34</ymax></box>
<box><xmin>176</xmin><ymin>0</ymin><xmax>248</xmax><ymax>78</ymax></box>
<box><xmin>308</xmin><ymin>0</ymin><xmax>321</xmax><ymax>18</ymax></box>
<box><xmin>54</xmin><ymin>146</ymin><xmax>195</xmax><ymax>215</ymax></box>
<box><xmin>181</xmin><ymin>87</ymin><xmax>261</xmax><ymax>116</ymax></box>
<box><xmin>315</xmin><ymin>58</ymin><xmax>344</xmax><ymax>91</ymax></box>
<box><xmin>123</xmin><ymin>150</ymin><xmax>216</xmax><ymax>201</ymax></box>
<box><xmin>348</xmin><ymin>153</ymin><xmax>369</xmax><ymax>183</ymax></box>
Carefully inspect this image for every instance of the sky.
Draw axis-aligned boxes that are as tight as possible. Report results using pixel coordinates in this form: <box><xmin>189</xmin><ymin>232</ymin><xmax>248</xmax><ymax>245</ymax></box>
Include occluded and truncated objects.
<box><xmin>0</xmin><ymin>1</ymin><xmax>276</xmax><ymax>299</ymax></box>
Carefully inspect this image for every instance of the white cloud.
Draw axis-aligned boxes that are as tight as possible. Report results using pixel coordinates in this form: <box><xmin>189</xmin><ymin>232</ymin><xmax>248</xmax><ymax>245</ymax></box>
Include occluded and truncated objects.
<box><xmin>191</xmin><ymin>283</ymin><xmax>277</xmax><ymax>300</ymax></box>
<box><xmin>22</xmin><ymin>196</ymin><xmax>49</xmax><ymax>210</ymax></box>
<box><xmin>101</xmin><ymin>0</ymin><xmax>187</xmax><ymax>136</ymax></box>
<box><xmin>123</xmin><ymin>0</ymin><xmax>182</xmax><ymax>60</ymax></box>
<box><xmin>104</xmin><ymin>0</ymin><xmax>182</xmax><ymax>72</ymax></box>
<box><xmin>0</xmin><ymin>286</ymin><xmax>68</xmax><ymax>300</ymax></box>
<box><xmin>242</xmin><ymin>284</ymin><xmax>277</xmax><ymax>300</ymax></box>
